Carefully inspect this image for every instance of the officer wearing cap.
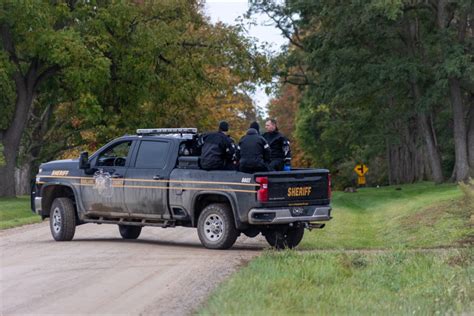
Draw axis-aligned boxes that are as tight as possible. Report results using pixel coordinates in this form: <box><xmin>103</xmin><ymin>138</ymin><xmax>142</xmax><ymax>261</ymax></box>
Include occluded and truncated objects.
<box><xmin>263</xmin><ymin>118</ymin><xmax>292</xmax><ymax>171</ymax></box>
<box><xmin>237</xmin><ymin>121</ymin><xmax>271</xmax><ymax>173</ymax></box>
<box><xmin>198</xmin><ymin>121</ymin><xmax>236</xmax><ymax>170</ymax></box>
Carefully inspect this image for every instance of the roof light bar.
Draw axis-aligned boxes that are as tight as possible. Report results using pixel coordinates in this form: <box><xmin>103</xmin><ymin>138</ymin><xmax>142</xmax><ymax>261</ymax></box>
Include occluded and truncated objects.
<box><xmin>136</xmin><ymin>128</ymin><xmax>198</xmax><ymax>135</ymax></box>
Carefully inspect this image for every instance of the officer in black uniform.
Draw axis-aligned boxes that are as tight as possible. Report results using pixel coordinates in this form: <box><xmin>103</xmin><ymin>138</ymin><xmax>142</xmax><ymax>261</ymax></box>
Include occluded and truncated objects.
<box><xmin>237</xmin><ymin>122</ymin><xmax>271</xmax><ymax>173</ymax></box>
<box><xmin>262</xmin><ymin>119</ymin><xmax>292</xmax><ymax>171</ymax></box>
<box><xmin>198</xmin><ymin>121</ymin><xmax>236</xmax><ymax>170</ymax></box>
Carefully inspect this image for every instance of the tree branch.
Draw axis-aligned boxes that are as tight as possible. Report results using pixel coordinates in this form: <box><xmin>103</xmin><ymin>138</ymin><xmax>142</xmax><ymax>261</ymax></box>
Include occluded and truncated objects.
<box><xmin>34</xmin><ymin>65</ymin><xmax>61</xmax><ymax>91</ymax></box>
<box><xmin>264</xmin><ymin>10</ymin><xmax>304</xmax><ymax>49</ymax></box>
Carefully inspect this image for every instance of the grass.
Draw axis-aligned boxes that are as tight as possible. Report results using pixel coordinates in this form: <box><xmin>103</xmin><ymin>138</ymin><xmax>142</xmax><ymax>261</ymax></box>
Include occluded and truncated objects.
<box><xmin>0</xmin><ymin>196</ymin><xmax>41</xmax><ymax>229</ymax></box>
<box><xmin>199</xmin><ymin>182</ymin><xmax>474</xmax><ymax>315</ymax></box>
<box><xmin>200</xmin><ymin>249</ymin><xmax>473</xmax><ymax>315</ymax></box>
<box><xmin>302</xmin><ymin>182</ymin><xmax>472</xmax><ymax>249</ymax></box>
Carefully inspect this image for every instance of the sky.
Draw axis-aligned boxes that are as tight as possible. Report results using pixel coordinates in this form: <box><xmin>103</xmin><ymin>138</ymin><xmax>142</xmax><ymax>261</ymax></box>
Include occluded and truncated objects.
<box><xmin>203</xmin><ymin>0</ymin><xmax>288</xmax><ymax>115</ymax></box>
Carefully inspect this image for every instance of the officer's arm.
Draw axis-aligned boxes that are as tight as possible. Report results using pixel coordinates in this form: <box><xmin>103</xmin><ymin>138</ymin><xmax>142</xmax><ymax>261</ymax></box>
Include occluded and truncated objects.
<box><xmin>197</xmin><ymin>134</ymin><xmax>206</xmax><ymax>149</ymax></box>
<box><xmin>224</xmin><ymin>137</ymin><xmax>236</xmax><ymax>160</ymax></box>
<box><xmin>236</xmin><ymin>140</ymin><xmax>241</xmax><ymax>161</ymax></box>
<box><xmin>263</xmin><ymin>139</ymin><xmax>271</xmax><ymax>163</ymax></box>
<box><xmin>283</xmin><ymin>138</ymin><xmax>292</xmax><ymax>159</ymax></box>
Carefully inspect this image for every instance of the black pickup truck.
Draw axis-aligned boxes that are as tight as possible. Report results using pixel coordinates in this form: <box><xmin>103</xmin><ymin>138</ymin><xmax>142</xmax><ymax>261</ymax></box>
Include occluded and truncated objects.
<box><xmin>31</xmin><ymin>128</ymin><xmax>332</xmax><ymax>249</ymax></box>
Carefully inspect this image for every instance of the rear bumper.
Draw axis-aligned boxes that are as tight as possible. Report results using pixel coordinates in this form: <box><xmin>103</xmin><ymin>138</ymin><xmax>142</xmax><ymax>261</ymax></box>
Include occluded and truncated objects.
<box><xmin>248</xmin><ymin>205</ymin><xmax>332</xmax><ymax>224</ymax></box>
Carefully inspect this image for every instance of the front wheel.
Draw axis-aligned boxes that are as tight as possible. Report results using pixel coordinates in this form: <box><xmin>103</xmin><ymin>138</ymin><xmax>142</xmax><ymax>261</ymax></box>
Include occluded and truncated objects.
<box><xmin>50</xmin><ymin>197</ymin><xmax>76</xmax><ymax>241</ymax></box>
<box><xmin>118</xmin><ymin>225</ymin><xmax>142</xmax><ymax>239</ymax></box>
<box><xmin>197</xmin><ymin>203</ymin><xmax>238</xmax><ymax>249</ymax></box>
<box><xmin>264</xmin><ymin>226</ymin><xmax>304</xmax><ymax>249</ymax></box>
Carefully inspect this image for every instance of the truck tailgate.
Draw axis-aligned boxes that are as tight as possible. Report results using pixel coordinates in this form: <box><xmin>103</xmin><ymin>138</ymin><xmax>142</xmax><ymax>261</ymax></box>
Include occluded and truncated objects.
<box><xmin>255</xmin><ymin>169</ymin><xmax>330</xmax><ymax>205</ymax></box>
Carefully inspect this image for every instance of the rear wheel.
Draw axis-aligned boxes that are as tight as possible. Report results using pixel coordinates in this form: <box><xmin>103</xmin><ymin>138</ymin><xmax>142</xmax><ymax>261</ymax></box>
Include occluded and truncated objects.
<box><xmin>50</xmin><ymin>197</ymin><xmax>76</xmax><ymax>241</ymax></box>
<box><xmin>118</xmin><ymin>225</ymin><xmax>142</xmax><ymax>239</ymax></box>
<box><xmin>265</xmin><ymin>226</ymin><xmax>304</xmax><ymax>249</ymax></box>
<box><xmin>197</xmin><ymin>203</ymin><xmax>238</xmax><ymax>249</ymax></box>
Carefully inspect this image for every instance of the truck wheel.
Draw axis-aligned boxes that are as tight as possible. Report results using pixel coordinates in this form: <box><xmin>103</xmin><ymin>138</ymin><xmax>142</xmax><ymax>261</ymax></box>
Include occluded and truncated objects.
<box><xmin>265</xmin><ymin>226</ymin><xmax>304</xmax><ymax>249</ymax></box>
<box><xmin>197</xmin><ymin>203</ymin><xmax>238</xmax><ymax>249</ymax></box>
<box><xmin>118</xmin><ymin>225</ymin><xmax>142</xmax><ymax>239</ymax></box>
<box><xmin>50</xmin><ymin>197</ymin><xmax>76</xmax><ymax>241</ymax></box>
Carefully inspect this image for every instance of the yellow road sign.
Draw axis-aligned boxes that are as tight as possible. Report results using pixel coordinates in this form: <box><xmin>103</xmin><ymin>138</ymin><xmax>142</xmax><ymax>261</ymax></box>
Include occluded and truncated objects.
<box><xmin>354</xmin><ymin>164</ymin><xmax>369</xmax><ymax>176</ymax></box>
<box><xmin>358</xmin><ymin>176</ymin><xmax>366</xmax><ymax>185</ymax></box>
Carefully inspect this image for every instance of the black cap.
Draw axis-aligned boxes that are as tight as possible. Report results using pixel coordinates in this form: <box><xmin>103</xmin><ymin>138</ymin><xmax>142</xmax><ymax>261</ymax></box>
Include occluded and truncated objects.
<box><xmin>249</xmin><ymin>121</ymin><xmax>259</xmax><ymax>133</ymax></box>
<box><xmin>219</xmin><ymin>120</ymin><xmax>229</xmax><ymax>132</ymax></box>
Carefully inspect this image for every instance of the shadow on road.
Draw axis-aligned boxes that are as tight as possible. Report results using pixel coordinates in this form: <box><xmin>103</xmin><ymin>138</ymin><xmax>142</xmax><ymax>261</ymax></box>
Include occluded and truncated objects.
<box><xmin>39</xmin><ymin>237</ymin><xmax>266</xmax><ymax>251</ymax></box>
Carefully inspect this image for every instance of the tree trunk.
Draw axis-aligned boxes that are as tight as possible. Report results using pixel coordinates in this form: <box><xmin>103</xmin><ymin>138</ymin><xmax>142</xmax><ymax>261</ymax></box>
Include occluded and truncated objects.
<box><xmin>15</xmin><ymin>164</ymin><xmax>31</xmax><ymax>195</ymax></box>
<box><xmin>0</xmin><ymin>143</ymin><xmax>16</xmax><ymax>196</ymax></box>
<box><xmin>386</xmin><ymin>117</ymin><xmax>431</xmax><ymax>184</ymax></box>
<box><xmin>410</xmin><ymin>81</ymin><xmax>444</xmax><ymax>183</ymax></box>
<box><xmin>417</xmin><ymin>112</ymin><xmax>444</xmax><ymax>183</ymax></box>
<box><xmin>468</xmin><ymin>104</ymin><xmax>474</xmax><ymax>176</ymax></box>
<box><xmin>1</xmin><ymin>22</ymin><xmax>62</xmax><ymax>197</ymax></box>
<box><xmin>0</xmin><ymin>83</ymin><xmax>35</xmax><ymax>197</ymax></box>
<box><xmin>449</xmin><ymin>78</ymin><xmax>469</xmax><ymax>181</ymax></box>
<box><xmin>386</xmin><ymin>138</ymin><xmax>393</xmax><ymax>185</ymax></box>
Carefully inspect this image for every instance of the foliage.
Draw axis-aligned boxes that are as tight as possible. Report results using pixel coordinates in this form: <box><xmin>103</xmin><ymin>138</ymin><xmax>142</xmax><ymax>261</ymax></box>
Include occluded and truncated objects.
<box><xmin>1</xmin><ymin>0</ymin><xmax>270</xmax><ymax>171</ymax></box>
<box><xmin>251</xmin><ymin>0</ymin><xmax>473</xmax><ymax>186</ymax></box>
<box><xmin>0</xmin><ymin>51</ymin><xmax>15</xmax><ymax>130</ymax></box>
<box><xmin>48</xmin><ymin>1</ymin><xmax>268</xmax><ymax>156</ymax></box>
<box><xmin>268</xmin><ymin>84</ymin><xmax>312</xmax><ymax>167</ymax></box>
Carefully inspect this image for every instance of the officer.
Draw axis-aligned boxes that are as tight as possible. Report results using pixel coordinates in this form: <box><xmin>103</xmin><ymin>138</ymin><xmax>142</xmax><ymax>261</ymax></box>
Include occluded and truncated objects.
<box><xmin>237</xmin><ymin>122</ymin><xmax>271</xmax><ymax>173</ymax></box>
<box><xmin>262</xmin><ymin>119</ymin><xmax>292</xmax><ymax>171</ymax></box>
<box><xmin>198</xmin><ymin>121</ymin><xmax>236</xmax><ymax>170</ymax></box>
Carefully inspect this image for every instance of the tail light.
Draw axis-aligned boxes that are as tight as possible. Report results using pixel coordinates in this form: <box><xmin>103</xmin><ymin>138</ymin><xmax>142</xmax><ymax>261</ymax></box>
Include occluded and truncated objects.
<box><xmin>327</xmin><ymin>173</ymin><xmax>332</xmax><ymax>199</ymax></box>
<box><xmin>256</xmin><ymin>176</ymin><xmax>268</xmax><ymax>202</ymax></box>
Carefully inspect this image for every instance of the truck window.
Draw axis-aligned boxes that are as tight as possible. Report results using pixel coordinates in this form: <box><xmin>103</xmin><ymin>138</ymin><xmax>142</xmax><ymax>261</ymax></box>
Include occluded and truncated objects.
<box><xmin>135</xmin><ymin>141</ymin><xmax>170</xmax><ymax>169</ymax></box>
<box><xmin>97</xmin><ymin>141</ymin><xmax>132</xmax><ymax>167</ymax></box>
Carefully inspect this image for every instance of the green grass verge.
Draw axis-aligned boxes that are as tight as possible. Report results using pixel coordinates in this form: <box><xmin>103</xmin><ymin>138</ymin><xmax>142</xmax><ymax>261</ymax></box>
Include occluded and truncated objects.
<box><xmin>0</xmin><ymin>196</ymin><xmax>41</xmax><ymax>229</ymax></box>
<box><xmin>302</xmin><ymin>182</ymin><xmax>472</xmax><ymax>249</ymax></box>
<box><xmin>199</xmin><ymin>182</ymin><xmax>474</xmax><ymax>315</ymax></box>
<box><xmin>200</xmin><ymin>249</ymin><xmax>473</xmax><ymax>315</ymax></box>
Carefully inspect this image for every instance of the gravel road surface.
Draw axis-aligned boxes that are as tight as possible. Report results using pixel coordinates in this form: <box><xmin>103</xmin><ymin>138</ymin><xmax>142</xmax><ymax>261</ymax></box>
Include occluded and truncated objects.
<box><xmin>0</xmin><ymin>222</ymin><xmax>265</xmax><ymax>315</ymax></box>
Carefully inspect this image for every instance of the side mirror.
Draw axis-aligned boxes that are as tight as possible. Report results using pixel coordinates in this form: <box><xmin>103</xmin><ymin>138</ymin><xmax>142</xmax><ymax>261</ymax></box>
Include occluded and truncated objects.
<box><xmin>79</xmin><ymin>151</ymin><xmax>90</xmax><ymax>170</ymax></box>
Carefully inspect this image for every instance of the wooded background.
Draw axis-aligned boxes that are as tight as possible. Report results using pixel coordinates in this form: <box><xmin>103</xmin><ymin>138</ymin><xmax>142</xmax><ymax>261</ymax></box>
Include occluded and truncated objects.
<box><xmin>1</xmin><ymin>0</ymin><xmax>472</xmax><ymax>196</ymax></box>
<box><xmin>253</xmin><ymin>0</ymin><xmax>473</xmax><ymax>189</ymax></box>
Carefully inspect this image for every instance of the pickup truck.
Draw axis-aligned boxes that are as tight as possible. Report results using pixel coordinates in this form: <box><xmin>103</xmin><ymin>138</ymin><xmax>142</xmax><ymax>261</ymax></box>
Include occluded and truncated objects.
<box><xmin>31</xmin><ymin>128</ymin><xmax>332</xmax><ymax>249</ymax></box>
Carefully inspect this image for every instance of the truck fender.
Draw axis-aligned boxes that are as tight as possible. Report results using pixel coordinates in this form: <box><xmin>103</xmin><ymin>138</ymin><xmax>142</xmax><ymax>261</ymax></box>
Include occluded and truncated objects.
<box><xmin>191</xmin><ymin>191</ymin><xmax>243</xmax><ymax>229</ymax></box>
<box><xmin>40</xmin><ymin>183</ymin><xmax>82</xmax><ymax>219</ymax></box>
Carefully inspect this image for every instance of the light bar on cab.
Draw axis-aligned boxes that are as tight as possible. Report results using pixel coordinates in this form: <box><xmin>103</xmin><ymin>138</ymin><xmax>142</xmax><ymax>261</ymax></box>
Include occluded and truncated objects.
<box><xmin>136</xmin><ymin>128</ymin><xmax>198</xmax><ymax>135</ymax></box>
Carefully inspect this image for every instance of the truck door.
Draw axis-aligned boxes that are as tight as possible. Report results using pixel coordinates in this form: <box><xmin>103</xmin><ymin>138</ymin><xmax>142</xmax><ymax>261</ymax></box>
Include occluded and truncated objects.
<box><xmin>80</xmin><ymin>140</ymin><xmax>133</xmax><ymax>215</ymax></box>
<box><xmin>124</xmin><ymin>139</ymin><xmax>173</xmax><ymax>218</ymax></box>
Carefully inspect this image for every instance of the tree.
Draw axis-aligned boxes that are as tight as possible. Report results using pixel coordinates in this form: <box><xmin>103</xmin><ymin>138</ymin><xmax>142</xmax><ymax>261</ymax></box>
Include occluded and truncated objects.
<box><xmin>268</xmin><ymin>83</ymin><xmax>312</xmax><ymax>167</ymax></box>
<box><xmin>249</xmin><ymin>0</ymin><xmax>473</xmax><ymax>186</ymax></box>
<box><xmin>0</xmin><ymin>1</ymin><xmax>109</xmax><ymax>196</ymax></box>
<box><xmin>1</xmin><ymin>1</ymin><xmax>269</xmax><ymax>196</ymax></box>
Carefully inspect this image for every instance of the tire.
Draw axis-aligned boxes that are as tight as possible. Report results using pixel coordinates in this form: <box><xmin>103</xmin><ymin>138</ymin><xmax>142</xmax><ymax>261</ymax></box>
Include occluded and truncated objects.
<box><xmin>118</xmin><ymin>225</ymin><xmax>142</xmax><ymax>239</ymax></box>
<box><xmin>50</xmin><ymin>197</ymin><xmax>76</xmax><ymax>241</ymax></box>
<box><xmin>265</xmin><ymin>226</ymin><xmax>305</xmax><ymax>249</ymax></box>
<box><xmin>197</xmin><ymin>203</ymin><xmax>238</xmax><ymax>249</ymax></box>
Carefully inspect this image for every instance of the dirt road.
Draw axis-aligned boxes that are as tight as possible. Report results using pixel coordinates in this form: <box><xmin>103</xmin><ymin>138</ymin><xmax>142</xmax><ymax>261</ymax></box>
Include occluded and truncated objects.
<box><xmin>0</xmin><ymin>222</ymin><xmax>265</xmax><ymax>315</ymax></box>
